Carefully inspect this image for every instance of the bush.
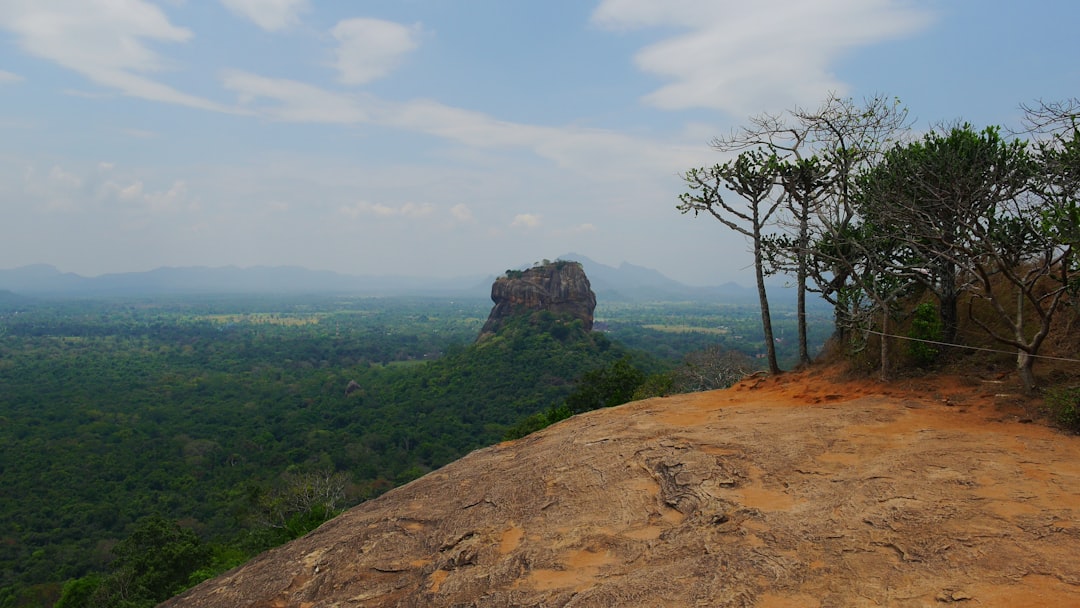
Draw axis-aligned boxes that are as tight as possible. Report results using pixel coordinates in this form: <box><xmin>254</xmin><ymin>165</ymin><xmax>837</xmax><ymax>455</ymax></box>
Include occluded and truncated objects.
<box><xmin>564</xmin><ymin>358</ymin><xmax>646</xmax><ymax>414</ymax></box>
<box><xmin>908</xmin><ymin>302</ymin><xmax>943</xmax><ymax>367</ymax></box>
<box><xmin>502</xmin><ymin>404</ymin><xmax>572</xmax><ymax>440</ymax></box>
<box><xmin>1045</xmin><ymin>386</ymin><xmax>1080</xmax><ymax>432</ymax></box>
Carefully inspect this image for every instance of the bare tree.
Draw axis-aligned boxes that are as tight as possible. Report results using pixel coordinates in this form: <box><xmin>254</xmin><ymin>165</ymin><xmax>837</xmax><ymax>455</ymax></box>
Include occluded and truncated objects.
<box><xmin>672</xmin><ymin>345</ymin><xmax>756</xmax><ymax>392</ymax></box>
<box><xmin>1019</xmin><ymin>98</ymin><xmax>1080</xmax><ymax>136</ymax></box>
<box><xmin>714</xmin><ymin>94</ymin><xmax>911</xmax><ymax>362</ymax></box>
<box><xmin>965</xmin><ymin>204</ymin><xmax>1072</xmax><ymax>392</ymax></box>
<box><xmin>256</xmin><ymin>468</ymin><xmax>348</xmax><ymax>531</ymax></box>
<box><xmin>795</xmin><ymin>94</ymin><xmax>912</xmax><ymax>343</ymax></box>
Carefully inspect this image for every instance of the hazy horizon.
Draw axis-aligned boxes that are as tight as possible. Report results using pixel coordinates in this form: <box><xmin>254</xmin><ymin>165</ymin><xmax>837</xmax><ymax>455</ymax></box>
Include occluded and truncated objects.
<box><xmin>2</xmin><ymin>1</ymin><xmax>1076</xmax><ymax>286</ymax></box>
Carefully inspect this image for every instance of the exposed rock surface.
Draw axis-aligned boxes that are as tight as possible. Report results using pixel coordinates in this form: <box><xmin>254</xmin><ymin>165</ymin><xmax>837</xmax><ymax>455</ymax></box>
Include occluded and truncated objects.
<box><xmin>163</xmin><ymin>369</ymin><xmax>1080</xmax><ymax>607</ymax></box>
<box><xmin>477</xmin><ymin>261</ymin><xmax>596</xmax><ymax>341</ymax></box>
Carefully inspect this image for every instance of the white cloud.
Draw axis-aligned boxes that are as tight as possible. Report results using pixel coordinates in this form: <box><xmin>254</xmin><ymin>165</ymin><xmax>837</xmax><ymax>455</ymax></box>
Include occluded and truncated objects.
<box><xmin>222</xmin><ymin>70</ymin><xmax>369</xmax><ymax>123</ymax></box>
<box><xmin>380</xmin><ymin>98</ymin><xmax>707</xmax><ymax>178</ymax></box>
<box><xmin>144</xmin><ymin>180</ymin><xmax>190</xmax><ymax>211</ymax></box>
<box><xmin>511</xmin><ymin>213</ymin><xmax>541</xmax><ymax>229</ymax></box>
<box><xmin>216</xmin><ymin>71</ymin><xmax>707</xmax><ymax>178</ymax></box>
<box><xmin>0</xmin><ymin>69</ymin><xmax>23</xmax><ymax>84</ymax></box>
<box><xmin>591</xmin><ymin>0</ymin><xmax>933</xmax><ymax>116</ymax></box>
<box><xmin>220</xmin><ymin>0</ymin><xmax>308</xmax><ymax>32</ymax></box>
<box><xmin>332</xmin><ymin>18</ymin><xmax>420</xmax><ymax>85</ymax></box>
<box><xmin>49</xmin><ymin>165</ymin><xmax>82</xmax><ymax>188</ymax></box>
<box><xmin>0</xmin><ymin>0</ymin><xmax>234</xmax><ymax>111</ymax></box>
<box><xmin>450</xmin><ymin>203</ymin><xmax>474</xmax><ymax>222</ymax></box>
<box><xmin>99</xmin><ymin>177</ymin><xmax>192</xmax><ymax>211</ymax></box>
<box><xmin>339</xmin><ymin>200</ymin><xmax>435</xmax><ymax>219</ymax></box>
<box><xmin>117</xmin><ymin>180</ymin><xmax>144</xmax><ymax>201</ymax></box>
<box><xmin>398</xmin><ymin>202</ymin><xmax>434</xmax><ymax>218</ymax></box>
<box><xmin>18</xmin><ymin>161</ymin><xmax>198</xmax><ymax>216</ymax></box>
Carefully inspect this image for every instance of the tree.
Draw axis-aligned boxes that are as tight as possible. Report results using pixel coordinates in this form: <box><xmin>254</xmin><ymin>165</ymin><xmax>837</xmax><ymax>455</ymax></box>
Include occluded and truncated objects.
<box><xmin>714</xmin><ymin>93</ymin><xmax>911</xmax><ymax>361</ymax></box>
<box><xmin>1027</xmin><ymin>99</ymin><xmax>1080</xmax><ymax>286</ymax></box>
<box><xmin>106</xmin><ymin>516</ymin><xmax>211</xmax><ymax>606</ymax></box>
<box><xmin>679</xmin><ymin>150</ymin><xmax>785</xmax><ymax>374</ymax></box>
<box><xmin>253</xmin><ymin>468</ymin><xmax>349</xmax><ymax>540</ymax></box>
<box><xmin>776</xmin><ymin>156</ymin><xmax>831</xmax><ymax>366</ymax></box>
<box><xmin>564</xmin><ymin>357</ymin><xmax>646</xmax><ymax>414</ymax></box>
<box><xmin>964</xmin><ymin>201</ymin><xmax>1071</xmax><ymax>392</ymax></box>
<box><xmin>793</xmin><ymin>94</ymin><xmax>911</xmax><ymax>343</ymax></box>
<box><xmin>670</xmin><ymin>345</ymin><xmax>755</xmax><ymax>392</ymax></box>
<box><xmin>956</xmin><ymin>103</ymin><xmax>1080</xmax><ymax>392</ymax></box>
<box><xmin>858</xmin><ymin>124</ymin><xmax>1031</xmax><ymax>343</ymax></box>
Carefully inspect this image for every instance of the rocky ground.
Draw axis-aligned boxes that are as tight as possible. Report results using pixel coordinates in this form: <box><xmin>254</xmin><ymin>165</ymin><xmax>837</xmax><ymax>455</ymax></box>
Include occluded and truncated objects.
<box><xmin>163</xmin><ymin>367</ymin><xmax>1080</xmax><ymax>607</ymax></box>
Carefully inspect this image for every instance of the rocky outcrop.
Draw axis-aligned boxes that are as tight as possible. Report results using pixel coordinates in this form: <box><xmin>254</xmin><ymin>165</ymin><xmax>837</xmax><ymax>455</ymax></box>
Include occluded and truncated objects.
<box><xmin>477</xmin><ymin>261</ymin><xmax>596</xmax><ymax>340</ymax></box>
<box><xmin>160</xmin><ymin>370</ymin><xmax>1080</xmax><ymax>607</ymax></box>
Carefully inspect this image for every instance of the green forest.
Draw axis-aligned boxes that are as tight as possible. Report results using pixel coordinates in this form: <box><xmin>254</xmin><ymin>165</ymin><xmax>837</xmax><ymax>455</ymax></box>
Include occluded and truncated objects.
<box><xmin>0</xmin><ymin>292</ymin><xmax>821</xmax><ymax>607</ymax></box>
<box><xmin>4</xmin><ymin>92</ymin><xmax>1076</xmax><ymax>608</ymax></box>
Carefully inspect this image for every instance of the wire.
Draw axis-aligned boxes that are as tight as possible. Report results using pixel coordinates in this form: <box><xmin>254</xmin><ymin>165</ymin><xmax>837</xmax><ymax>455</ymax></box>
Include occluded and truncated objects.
<box><xmin>863</xmin><ymin>328</ymin><xmax>1080</xmax><ymax>364</ymax></box>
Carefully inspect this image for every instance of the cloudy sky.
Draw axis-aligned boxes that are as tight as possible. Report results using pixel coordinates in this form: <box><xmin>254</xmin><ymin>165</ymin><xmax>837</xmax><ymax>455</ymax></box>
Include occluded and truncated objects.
<box><xmin>1</xmin><ymin>1</ymin><xmax>1076</xmax><ymax>286</ymax></box>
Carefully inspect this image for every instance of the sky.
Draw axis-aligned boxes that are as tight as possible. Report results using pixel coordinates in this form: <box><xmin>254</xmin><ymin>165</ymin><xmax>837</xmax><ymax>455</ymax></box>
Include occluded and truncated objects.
<box><xmin>1</xmin><ymin>0</ymin><xmax>1077</xmax><ymax>286</ymax></box>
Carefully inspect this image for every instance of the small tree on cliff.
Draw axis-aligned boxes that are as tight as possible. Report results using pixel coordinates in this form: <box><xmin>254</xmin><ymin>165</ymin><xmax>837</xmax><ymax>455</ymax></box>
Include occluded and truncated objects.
<box><xmin>706</xmin><ymin>94</ymin><xmax>911</xmax><ymax>366</ymax></box>
<box><xmin>679</xmin><ymin>150</ymin><xmax>785</xmax><ymax>375</ymax></box>
<box><xmin>858</xmin><ymin>124</ymin><xmax>1031</xmax><ymax>344</ymax></box>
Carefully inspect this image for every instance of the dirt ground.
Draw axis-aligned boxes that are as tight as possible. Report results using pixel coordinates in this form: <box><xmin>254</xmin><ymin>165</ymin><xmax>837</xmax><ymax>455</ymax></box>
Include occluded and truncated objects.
<box><xmin>164</xmin><ymin>367</ymin><xmax>1080</xmax><ymax>607</ymax></box>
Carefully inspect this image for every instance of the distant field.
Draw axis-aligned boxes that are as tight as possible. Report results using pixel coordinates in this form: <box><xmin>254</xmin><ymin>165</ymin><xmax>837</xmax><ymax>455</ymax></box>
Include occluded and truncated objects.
<box><xmin>641</xmin><ymin>324</ymin><xmax>729</xmax><ymax>335</ymax></box>
<box><xmin>201</xmin><ymin>313</ymin><xmax>323</xmax><ymax>326</ymax></box>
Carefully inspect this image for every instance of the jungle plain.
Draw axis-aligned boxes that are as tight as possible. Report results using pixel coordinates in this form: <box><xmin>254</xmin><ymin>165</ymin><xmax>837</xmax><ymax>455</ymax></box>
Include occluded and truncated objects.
<box><xmin>0</xmin><ymin>290</ymin><xmax>829</xmax><ymax>607</ymax></box>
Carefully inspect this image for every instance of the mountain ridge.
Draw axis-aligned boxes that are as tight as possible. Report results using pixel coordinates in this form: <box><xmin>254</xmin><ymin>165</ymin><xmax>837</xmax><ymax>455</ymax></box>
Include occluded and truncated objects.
<box><xmin>0</xmin><ymin>260</ymin><xmax>762</xmax><ymax>303</ymax></box>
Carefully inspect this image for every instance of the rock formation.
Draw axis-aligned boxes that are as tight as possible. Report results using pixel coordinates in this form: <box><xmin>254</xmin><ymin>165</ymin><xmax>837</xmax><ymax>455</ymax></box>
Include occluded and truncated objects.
<box><xmin>477</xmin><ymin>260</ymin><xmax>596</xmax><ymax>341</ymax></box>
<box><xmin>161</xmin><ymin>370</ymin><xmax>1080</xmax><ymax>607</ymax></box>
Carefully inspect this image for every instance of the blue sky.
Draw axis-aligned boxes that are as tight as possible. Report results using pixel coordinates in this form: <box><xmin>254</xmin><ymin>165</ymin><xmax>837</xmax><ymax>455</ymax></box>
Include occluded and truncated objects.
<box><xmin>1</xmin><ymin>0</ymin><xmax>1077</xmax><ymax>286</ymax></box>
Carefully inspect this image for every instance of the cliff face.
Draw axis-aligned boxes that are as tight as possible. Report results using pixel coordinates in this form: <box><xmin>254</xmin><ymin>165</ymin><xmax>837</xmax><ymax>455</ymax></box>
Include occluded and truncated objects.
<box><xmin>161</xmin><ymin>370</ymin><xmax>1080</xmax><ymax>607</ymax></box>
<box><xmin>477</xmin><ymin>261</ymin><xmax>596</xmax><ymax>340</ymax></box>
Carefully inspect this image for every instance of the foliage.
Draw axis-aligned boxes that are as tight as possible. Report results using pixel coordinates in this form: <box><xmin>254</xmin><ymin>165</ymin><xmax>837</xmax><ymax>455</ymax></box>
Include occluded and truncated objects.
<box><xmin>503</xmin><ymin>357</ymin><xmax>647</xmax><ymax>440</ymax></box>
<box><xmin>504</xmin><ymin>344</ymin><xmax>757</xmax><ymax>439</ymax></box>
<box><xmin>858</xmin><ymin>123</ymin><xmax>1033</xmax><ymax>343</ymax></box>
<box><xmin>564</xmin><ymin>358</ymin><xmax>647</xmax><ymax>414</ymax></box>
<box><xmin>907</xmin><ymin>303</ymin><xmax>943</xmax><ymax>367</ymax></box>
<box><xmin>502</xmin><ymin>404</ymin><xmax>573</xmax><ymax>441</ymax></box>
<box><xmin>1</xmin><ymin>295</ymin><xmax>690</xmax><ymax>605</ymax></box>
<box><xmin>53</xmin><ymin>517</ymin><xmax>211</xmax><ymax>608</ymax></box>
<box><xmin>1044</xmin><ymin>386</ymin><xmax>1080</xmax><ymax>432</ymax></box>
<box><xmin>682</xmin><ymin>95</ymin><xmax>1079</xmax><ymax>388</ymax></box>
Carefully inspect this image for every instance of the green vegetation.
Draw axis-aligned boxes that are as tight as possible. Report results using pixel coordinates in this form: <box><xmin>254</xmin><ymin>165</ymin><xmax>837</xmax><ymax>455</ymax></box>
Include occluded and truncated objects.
<box><xmin>7</xmin><ymin>294</ymin><xmax>765</xmax><ymax>607</ymax></box>
<box><xmin>597</xmin><ymin>300</ymin><xmax>833</xmax><ymax>369</ymax></box>
<box><xmin>907</xmin><ymin>302</ymin><xmax>943</xmax><ymax>367</ymax></box>
<box><xmin>1045</xmin><ymin>386</ymin><xmax>1080</xmax><ymax>433</ymax></box>
<box><xmin>679</xmin><ymin>95</ymin><xmax>1079</xmax><ymax>389</ymax></box>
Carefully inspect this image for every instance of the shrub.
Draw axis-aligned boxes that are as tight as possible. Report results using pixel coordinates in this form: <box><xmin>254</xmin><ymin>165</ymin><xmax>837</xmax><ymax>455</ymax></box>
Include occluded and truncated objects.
<box><xmin>1045</xmin><ymin>386</ymin><xmax>1080</xmax><ymax>432</ymax></box>
<box><xmin>908</xmin><ymin>302</ymin><xmax>943</xmax><ymax>367</ymax></box>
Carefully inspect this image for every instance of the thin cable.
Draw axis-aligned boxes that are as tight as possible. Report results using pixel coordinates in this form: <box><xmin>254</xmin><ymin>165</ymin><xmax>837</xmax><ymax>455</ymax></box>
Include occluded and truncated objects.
<box><xmin>863</xmin><ymin>328</ymin><xmax>1080</xmax><ymax>364</ymax></box>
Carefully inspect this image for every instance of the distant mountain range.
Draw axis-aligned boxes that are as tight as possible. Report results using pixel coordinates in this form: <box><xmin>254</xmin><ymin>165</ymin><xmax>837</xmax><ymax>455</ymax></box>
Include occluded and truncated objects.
<box><xmin>0</xmin><ymin>257</ymin><xmax>772</xmax><ymax>304</ymax></box>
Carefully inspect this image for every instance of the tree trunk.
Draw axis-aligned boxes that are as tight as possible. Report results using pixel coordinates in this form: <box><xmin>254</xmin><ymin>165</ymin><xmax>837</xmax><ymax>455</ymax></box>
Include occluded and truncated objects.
<box><xmin>796</xmin><ymin>206</ymin><xmax>811</xmax><ymax>367</ymax></box>
<box><xmin>939</xmin><ymin>262</ymin><xmax>959</xmax><ymax>343</ymax></box>
<box><xmin>1015</xmin><ymin>289</ymin><xmax>1037</xmax><ymax>394</ymax></box>
<box><xmin>1017</xmin><ymin>350</ymin><xmax>1036</xmax><ymax>394</ymax></box>
<box><xmin>755</xmin><ymin>236</ymin><xmax>781</xmax><ymax>375</ymax></box>
<box><xmin>879</xmin><ymin>309</ymin><xmax>892</xmax><ymax>382</ymax></box>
